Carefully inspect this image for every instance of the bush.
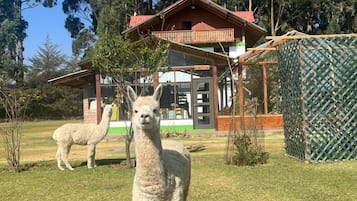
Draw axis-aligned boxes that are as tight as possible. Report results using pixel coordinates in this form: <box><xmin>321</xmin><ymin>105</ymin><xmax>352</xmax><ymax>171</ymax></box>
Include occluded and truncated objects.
<box><xmin>233</xmin><ymin>134</ymin><xmax>269</xmax><ymax>166</ymax></box>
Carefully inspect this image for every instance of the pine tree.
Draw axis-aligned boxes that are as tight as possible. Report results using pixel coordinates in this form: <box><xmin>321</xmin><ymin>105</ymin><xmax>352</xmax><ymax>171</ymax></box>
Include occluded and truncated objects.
<box><xmin>27</xmin><ymin>35</ymin><xmax>66</xmax><ymax>85</ymax></box>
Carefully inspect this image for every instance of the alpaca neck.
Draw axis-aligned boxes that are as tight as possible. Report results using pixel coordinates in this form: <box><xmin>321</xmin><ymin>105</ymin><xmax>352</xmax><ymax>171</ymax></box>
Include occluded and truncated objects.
<box><xmin>94</xmin><ymin>113</ymin><xmax>110</xmax><ymax>142</ymax></box>
<box><xmin>134</xmin><ymin>127</ymin><xmax>166</xmax><ymax>188</ymax></box>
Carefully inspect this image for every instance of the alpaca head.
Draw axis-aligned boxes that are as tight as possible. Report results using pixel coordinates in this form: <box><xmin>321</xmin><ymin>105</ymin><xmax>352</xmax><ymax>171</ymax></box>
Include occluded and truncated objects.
<box><xmin>103</xmin><ymin>104</ymin><xmax>113</xmax><ymax>117</ymax></box>
<box><xmin>127</xmin><ymin>84</ymin><xmax>163</xmax><ymax>131</ymax></box>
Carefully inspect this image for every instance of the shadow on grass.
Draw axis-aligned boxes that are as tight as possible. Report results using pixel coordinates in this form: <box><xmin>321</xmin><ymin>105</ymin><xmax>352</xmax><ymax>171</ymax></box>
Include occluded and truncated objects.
<box><xmin>79</xmin><ymin>158</ymin><xmax>136</xmax><ymax>169</ymax></box>
<box><xmin>0</xmin><ymin>161</ymin><xmax>53</xmax><ymax>173</ymax></box>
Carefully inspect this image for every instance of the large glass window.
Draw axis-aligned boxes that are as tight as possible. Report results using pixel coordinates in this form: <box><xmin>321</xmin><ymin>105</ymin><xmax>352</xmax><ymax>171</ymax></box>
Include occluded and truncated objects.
<box><xmin>160</xmin><ymin>82</ymin><xmax>191</xmax><ymax>120</ymax></box>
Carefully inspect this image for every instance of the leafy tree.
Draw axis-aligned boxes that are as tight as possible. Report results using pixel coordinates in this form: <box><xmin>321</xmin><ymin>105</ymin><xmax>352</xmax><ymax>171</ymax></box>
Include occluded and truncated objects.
<box><xmin>65</xmin><ymin>55</ymin><xmax>81</xmax><ymax>73</ymax></box>
<box><xmin>61</xmin><ymin>0</ymin><xmax>99</xmax><ymax>58</ymax></box>
<box><xmin>154</xmin><ymin>0</ymin><xmax>177</xmax><ymax>12</ymax></box>
<box><xmin>0</xmin><ymin>0</ymin><xmax>64</xmax><ymax>83</ymax></box>
<box><xmin>71</xmin><ymin>28</ymin><xmax>96</xmax><ymax>58</ymax></box>
<box><xmin>93</xmin><ymin>29</ymin><xmax>167</xmax><ymax>168</ymax></box>
<box><xmin>255</xmin><ymin>0</ymin><xmax>357</xmax><ymax>35</ymax></box>
<box><xmin>96</xmin><ymin>0</ymin><xmax>136</xmax><ymax>35</ymax></box>
<box><xmin>26</xmin><ymin>36</ymin><xmax>82</xmax><ymax>119</ymax></box>
<box><xmin>25</xmin><ymin>83</ymin><xmax>82</xmax><ymax>119</ymax></box>
<box><xmin>93</xmin><ymin>0</ymin><xmax>168</xmax><ymax>166</ymax></box>
<box><xmin>61</xmin><ymin>0</ymin><xmax>160</xmax><ymax>58</ymax></box>
<box><xmin>62</xmin><ymin>0</ymin><xmax>98</xmax><ymax>38</ymax></box>
<box><xmin>0</xmin><ymin>0</ymin><xmax>28</xmax><ymax>83</ymax></box>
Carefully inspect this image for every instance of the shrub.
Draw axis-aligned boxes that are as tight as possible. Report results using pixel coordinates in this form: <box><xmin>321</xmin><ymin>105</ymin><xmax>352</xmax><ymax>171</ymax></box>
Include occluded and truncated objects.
<box><xmin>233</xmin><ymin>134</ymin><xmax>269</xmax><ymax>166</ymax></box>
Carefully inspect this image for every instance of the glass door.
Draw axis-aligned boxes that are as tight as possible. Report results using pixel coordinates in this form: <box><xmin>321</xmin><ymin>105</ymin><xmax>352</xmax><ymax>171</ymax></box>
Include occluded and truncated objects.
<box><xmin>192</xmin><ymin>78</ymin><xmax>215</xmax><ymax>129</ymax></box>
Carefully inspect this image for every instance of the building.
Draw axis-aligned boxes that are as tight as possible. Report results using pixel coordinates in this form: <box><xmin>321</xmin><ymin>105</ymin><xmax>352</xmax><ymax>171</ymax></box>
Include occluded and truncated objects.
<box><xmin>49</xmin><ymin>0</ymin><xmax>283</xmax><ymax>133</ymax></box>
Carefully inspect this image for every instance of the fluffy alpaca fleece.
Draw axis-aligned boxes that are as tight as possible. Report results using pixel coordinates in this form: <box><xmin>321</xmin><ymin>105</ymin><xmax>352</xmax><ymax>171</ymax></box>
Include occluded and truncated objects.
<box><xmin>52</xmin><ymin>104</ymin><xmax>112</xmax><ymax>170</ymax></box>
<box><xmin>127</xmin><ymin>84</ymin><xmax>191</xmax><ymax>201</ymax></box>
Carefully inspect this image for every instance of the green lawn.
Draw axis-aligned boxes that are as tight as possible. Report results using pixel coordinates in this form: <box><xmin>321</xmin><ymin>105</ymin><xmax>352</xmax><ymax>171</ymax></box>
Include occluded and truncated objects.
<box><xmin>108</xmin><ymin>125</ymin><xmax>215</xmax><ymax>135</ymax></box>
<box><xmin>0</xmin><ymin>120</ymin><xmax>356</xmax><ymax>201</ymax></box>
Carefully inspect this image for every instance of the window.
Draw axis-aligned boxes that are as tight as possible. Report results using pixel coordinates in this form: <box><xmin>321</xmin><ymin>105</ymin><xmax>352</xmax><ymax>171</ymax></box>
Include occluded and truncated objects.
<box><xmin>182</xmin><ymin>21</ymin><xmax>192</xmax><ymax>30</ymax></box>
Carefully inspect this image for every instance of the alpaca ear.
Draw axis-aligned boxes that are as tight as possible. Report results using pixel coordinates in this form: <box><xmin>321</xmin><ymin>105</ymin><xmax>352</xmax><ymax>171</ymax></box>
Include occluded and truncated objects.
<box><xmin>153</xmin><ymin>84</ymin><xmax>163</xmax><ymax>101</ymax></box>
<box><xmin>127</xmin><ymin>85</ymin><xmax>137</xmax><ymax>103</ymax></box>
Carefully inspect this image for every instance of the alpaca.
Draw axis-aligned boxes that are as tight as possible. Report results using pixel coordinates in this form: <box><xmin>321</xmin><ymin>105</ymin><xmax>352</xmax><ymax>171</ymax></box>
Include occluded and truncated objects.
<box><xmin>52</xmin><ymin>104</ymin><xmax>112</xmax><ymax>170</ymax></box>
<box><xmin>127</xmin><ymin>84</ymin><xmax>191</xmax><ymax>201</ymax></box>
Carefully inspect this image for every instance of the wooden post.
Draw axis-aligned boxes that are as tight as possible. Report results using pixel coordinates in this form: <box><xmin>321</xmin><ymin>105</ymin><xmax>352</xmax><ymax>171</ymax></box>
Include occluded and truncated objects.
<box><xmin>153</xmin><ymin>71</ymin><xmax>159</xmax><ymax>89</ymax></box>
<box><xmin>212</xmin><ymin>66</ymin><xmax>218</xmax><ymax>130</ymax></box>
<box><xmin>95</xmin><ymin>71</ymin><xmax>102</xmax><ymax>124</ymax></box>
<box><xmin>238</xmin><ymin>59</ymin><xmax>245</xmax><ymax>130</ymax></box>
<box><xmin>262</xmin><ymin>63</ymin><xmax>268</xmax><ymax>114</ymax></box>
<box><xmin>224</xmin><ymin>76</ymin><xmax>228</xmax><ymax>107</ymax></box>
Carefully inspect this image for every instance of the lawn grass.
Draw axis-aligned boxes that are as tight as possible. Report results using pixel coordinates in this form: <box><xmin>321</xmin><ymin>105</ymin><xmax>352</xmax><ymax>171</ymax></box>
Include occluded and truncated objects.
<box><xmin>108</xmin><ymin>125</ymin><xmax>215</xmax><ymax>135</ymax></box>
<box><xmin>0</xmin><ymin>120</ymin><xmax>356</xmax><ymax>201</ymax></box>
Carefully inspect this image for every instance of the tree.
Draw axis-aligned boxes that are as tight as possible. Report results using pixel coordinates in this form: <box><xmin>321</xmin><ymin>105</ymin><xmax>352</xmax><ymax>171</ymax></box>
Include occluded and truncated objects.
<box><xmin>0</xmin><ymin>80</ymin><xmax>36</xmax><ymax>172</ymax></box>
<box><xmin>93</xmin><ymin>30</ymin><xmax>167</xmax><ymax>168</ymax></box>
<box><xmin>213</xmin><ymin>0</ymin><xmax>251</xmax><ymax>11</ymax></box>
<box><xmin>71</xmin><ymin>28</ymin><xmax>96</xmax><ymax>58</ymax></box>
<box><xmin>96</xmin><ymin>0</ymin><xmax>136</xmax><ymax>35</ymax></box>
<box><xmin>154</xmin><ymin>0</ymin><xmax>177</xmax><ymax>12</ymax></box>
<box><xmin>27</xmin><ymin>35</ymin><xmax>66</xmax><ymax>84</ymax></box>
<box><xmin>25</xmin><ymin>36</ymin><xmax>82</xmax><ymax>120</ymax></box>
<box><xmin>92</xmin><ymin>1</ymin><xmax>166</xmax><ymax>168</ymax></box>
<box><xmin>252</xmin><ymin>0</ymin><xmax>357</xmax><ymax>36</ymax></box>
<box><xmin>61</xmin><ymin>0</ymin><xmax>163</xmax><ymax>58</ymax></box>
<box><xmin>0</xmin><ymin>0</ymin><xmax>64</xmax><ymax>84</ymax></box>
<box><xmin>0</xmin><ymin>0</ymin><xmax>28</xmax><ymax>83</ymax></box>
<box><xmin>61</xmin><ymin>0</ymin><xmax>99</xmax><ymax>58</ymax></box>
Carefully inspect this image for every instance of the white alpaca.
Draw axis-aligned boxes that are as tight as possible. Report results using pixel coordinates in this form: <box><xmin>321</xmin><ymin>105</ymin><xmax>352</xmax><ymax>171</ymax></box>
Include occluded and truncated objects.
<box><xmin>127</xmin><ymin>85</ymin><xmax>191</xmax><ymax>201</ymax></box>
<box><xmin>52</xmin><ymin>104</ymin><xmax>112</xmax><ymax>170</ymax></box>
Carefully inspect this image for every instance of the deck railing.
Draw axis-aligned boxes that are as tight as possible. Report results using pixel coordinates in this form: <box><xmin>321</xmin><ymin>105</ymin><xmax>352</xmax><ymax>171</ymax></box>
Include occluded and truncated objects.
<box><xmin>152</xmin><ymin>28</ymin><xmax>235</xmax><ymax>44</ymax></box>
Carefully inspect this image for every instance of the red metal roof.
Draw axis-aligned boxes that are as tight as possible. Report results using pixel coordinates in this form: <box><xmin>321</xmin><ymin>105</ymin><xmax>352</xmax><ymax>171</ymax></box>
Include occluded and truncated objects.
<box><xmin>129</xmin><ymin>11</ymin><xmax>255</xmax><ymax>27</ymax></box>
<box><xmin>129</xmin><ymin>15</ymin><xmax>154</xmax><ymax>27</ymax></box>
<box><xmin>234</xmin><ymin>11</ymin><xmax>255</xmax><ymax>23</ymax></box>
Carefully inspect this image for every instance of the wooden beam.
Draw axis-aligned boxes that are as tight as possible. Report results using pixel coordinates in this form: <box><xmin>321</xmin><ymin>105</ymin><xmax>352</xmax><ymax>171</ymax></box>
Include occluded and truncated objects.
<box><xmin>258</xmin><ymin>61</ymin><xmax>278</xmax><ymax>65</ymax></box>
<box><xmin>246</xmin><ymin>47</ymin><xmax>276</xmax><ymax>51</ymax></box>
<box><xmin>266</xmin><ymin>33</ymin><xmax>357</xmax><ymax>40</ymax></box>
<box><xmin>241</xmin><ymin>61</ymin><xmax>278</xmax><ymax>66</ymax></box>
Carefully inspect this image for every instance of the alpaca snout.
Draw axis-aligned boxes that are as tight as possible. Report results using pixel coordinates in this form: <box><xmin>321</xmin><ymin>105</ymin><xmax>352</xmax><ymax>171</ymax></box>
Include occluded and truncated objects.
<box><xmin>140</xmin><ymin>114</ymin><xmax>150</xmax><ymax>118</ymax></box>
<box><xmin>140</xmin><ymin>116</ymin><xmax>151</xmax><ymax>125</ymax></box>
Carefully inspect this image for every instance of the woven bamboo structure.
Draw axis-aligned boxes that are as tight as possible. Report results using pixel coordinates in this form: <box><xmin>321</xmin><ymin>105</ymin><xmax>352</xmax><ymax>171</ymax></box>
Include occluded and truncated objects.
<box><xmin>277</xmin><ymin>35</ymin><xmax>357</xmax><ymax>162</ymax></box>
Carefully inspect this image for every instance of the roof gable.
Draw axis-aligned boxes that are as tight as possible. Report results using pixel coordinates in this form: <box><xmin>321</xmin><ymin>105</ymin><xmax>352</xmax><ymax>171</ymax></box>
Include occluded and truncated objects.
<box><xmin>123</xmin><ymin>0</ymin><xmax>265</xmax><ymax>48</ymax></box>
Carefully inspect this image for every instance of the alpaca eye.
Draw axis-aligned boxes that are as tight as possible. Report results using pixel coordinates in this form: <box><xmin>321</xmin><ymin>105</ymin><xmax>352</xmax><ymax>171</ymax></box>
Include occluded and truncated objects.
<box><xmin>134</xmin><ymin>110</ymin><xmax>138</xmax><ymax>113</ymax></box>
<box><xmin>153</xmin><ymin>109</ymin><xmax>157</xmax><ymax>113</ymax></box>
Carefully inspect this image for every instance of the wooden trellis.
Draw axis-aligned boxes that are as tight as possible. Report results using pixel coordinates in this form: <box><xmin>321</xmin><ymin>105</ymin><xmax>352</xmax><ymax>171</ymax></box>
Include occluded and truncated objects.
<box><xmin>277</xmin><ymin>35</ymin><xmax>357</xmax><ymax>162</ymax></box>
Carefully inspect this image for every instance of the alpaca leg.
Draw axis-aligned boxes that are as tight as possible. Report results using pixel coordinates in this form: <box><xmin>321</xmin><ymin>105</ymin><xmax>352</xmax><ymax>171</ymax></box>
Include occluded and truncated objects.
<box><xmin>61</xmin><ymin>145</ymin><xmax>74</xmax><ymax>170</ymax></box>
<box><xmin>172</xmin><ymin>178</ymin><xmax>186</xmax><ymax>201</ymax></box>
<box><xmin>56</xmin><ymin>146</ymin><xmax>64</xmax><ymax>171</ymax></box>
<box><xmin>87</xmin><ymin>144</ymin><xmax>96</xmax><ymax>168</ymax></box>
<box><xmin>93</xmin><ymin>146</ymin><xmax>97</xmax><ymax>167</ymax></box>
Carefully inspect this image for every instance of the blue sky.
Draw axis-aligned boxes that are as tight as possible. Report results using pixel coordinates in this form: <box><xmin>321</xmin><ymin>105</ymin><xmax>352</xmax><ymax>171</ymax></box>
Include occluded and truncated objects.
<box><xmin>22</xmin><ymin>4</ymin><xmax>72</xmax><ymax>65</ymax></box>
